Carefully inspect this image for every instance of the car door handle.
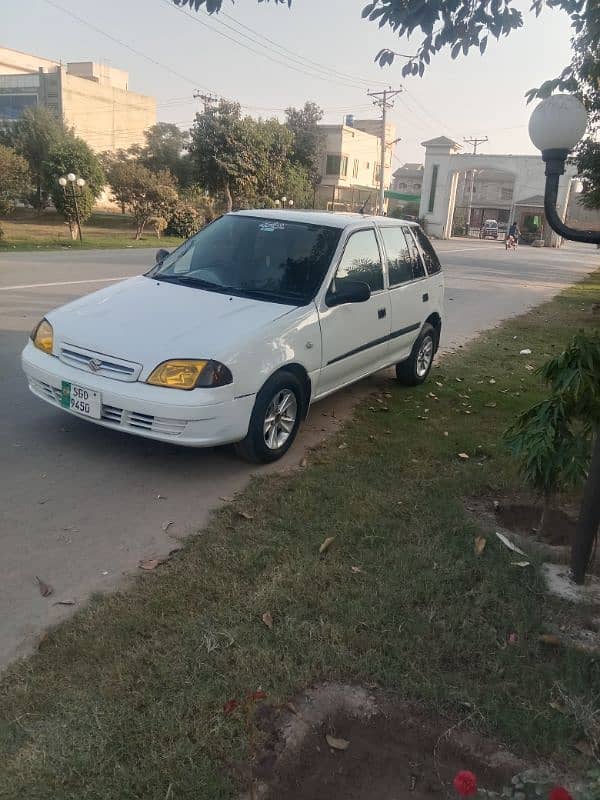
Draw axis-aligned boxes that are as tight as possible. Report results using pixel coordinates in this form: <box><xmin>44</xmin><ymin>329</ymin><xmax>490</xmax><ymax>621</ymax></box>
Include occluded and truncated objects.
<box><xmin>422</xmin><ymin>293</ymin><xmax>429</xmax><ymax>302</ymax></box>
<box><xmin>378</xmin><ymin>307</ymin><xmax>386</xmax><ymax>319</ymax></box>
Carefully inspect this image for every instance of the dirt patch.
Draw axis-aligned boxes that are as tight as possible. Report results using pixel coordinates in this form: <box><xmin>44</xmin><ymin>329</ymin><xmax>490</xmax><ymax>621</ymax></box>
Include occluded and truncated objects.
<box><xmin>495</xmin><ymin>504</ymin><xmax>576</xmax><ymax>547</ymax></box>
<box><xmin>244</xmin><ymin>684</ymin><xmax>528</xmax><ymax>800</ymax></box>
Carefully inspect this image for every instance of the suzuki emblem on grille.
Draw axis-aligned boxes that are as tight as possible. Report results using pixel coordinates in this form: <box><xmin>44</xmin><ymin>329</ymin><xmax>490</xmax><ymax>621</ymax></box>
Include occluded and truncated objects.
<box><xmin>88</xmin><ymin>358</ymin><xmax>102</xmax><ymax>372</ymax></box>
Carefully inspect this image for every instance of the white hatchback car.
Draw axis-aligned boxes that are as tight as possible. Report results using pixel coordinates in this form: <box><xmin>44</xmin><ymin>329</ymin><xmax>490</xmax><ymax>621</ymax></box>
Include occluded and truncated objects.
<box><xmin>22</xmin><ymin>210</ymin><xmax>444</xmax><ymax>462</ymax></box>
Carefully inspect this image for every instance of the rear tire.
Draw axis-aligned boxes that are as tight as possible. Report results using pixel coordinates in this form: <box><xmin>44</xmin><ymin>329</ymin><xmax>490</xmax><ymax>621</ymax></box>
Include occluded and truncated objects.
<box><xmin>395</xmin><ymin>323</ymin><xmax>436</xmax><ymax>386</ymax></box>
<box><xmin>235</xmin><ymin>371</ymin><xmax>304</xmax><ymax>463</ymax></box>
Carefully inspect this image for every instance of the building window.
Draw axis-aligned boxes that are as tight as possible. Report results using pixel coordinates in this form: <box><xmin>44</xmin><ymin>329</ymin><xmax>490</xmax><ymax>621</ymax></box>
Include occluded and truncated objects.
<box><xmin>352</xmin><ymin>159</ymin><xmax>359</xmax><ymax>179</ymax></box>
<box><xmin>398</xmin><ymin>182</ymin><xmax>407</xmax><ymax>190</ymax></box>
<box><xmin>366</xmin><ymin>162</ymin><xmax>370</xmax><ymax>169</ymax></box>
<box><xmin>340</xmin><ymin>155</ymin><xmax>348</xmax><ymax>177</ymax></box>
<box><xmin>428</xmin><ymin>165</ymin><xmax>439</xmax><ymax>213</ymax></box>
<box><xmin>326</xmin><ymin>155</ymin><xmax>341</xmax><ymax>176</ymax></box>
<box><xmin>414</xmin><ymin>183</ymin><xmax>421</xmax><ymax>191</ymax></box>
<box><xmin>501</xmin><ymin>187</ymin><xmax>513</xmax><ymax>201</ymax></box>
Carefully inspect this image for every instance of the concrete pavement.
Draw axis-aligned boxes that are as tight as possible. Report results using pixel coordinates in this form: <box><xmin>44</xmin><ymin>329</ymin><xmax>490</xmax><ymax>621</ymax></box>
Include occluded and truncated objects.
<box><xmin>0</xmin><ymin>239</ymin><xmax>597</xmax><ymax>668</ymax></box>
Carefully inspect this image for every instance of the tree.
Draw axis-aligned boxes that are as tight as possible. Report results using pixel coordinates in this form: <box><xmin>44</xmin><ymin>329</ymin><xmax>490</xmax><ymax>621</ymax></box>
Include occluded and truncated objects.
<box><xmin>0</xmin><ymin>144</ymin><xmax>30</xmax><ymax>216</ymax></box>
<box><xmin>105</xmin><ymin>158</ymin><xmax>142</xmax><ymax>214</ymax></box>
<box><xmin>44</xmin><ymin>137</ymin><xmax>105</xmax><ymax>239</ymax></box>
<box><xmin>166</xmin><ymin>200</ymin><xmax>203</xmax><ymax>237</ymax></box>
<box><xmin>136</xmin><ymin>122</ymin><xmax>193</xmax><ymax>186</ymax></box>
<box><xmin>189</xmin><ymin>100</ymin><xmax>261</xmax><ymax>211</ymax></box>
<box><xmin>252</xmin><ymin>117</ymin><xmax>294</xmax><ymax>203</ymax></box>
<box><xmin>110</xmin><ymin>162</ymin><xmax>178</xmax><ymax>238</ymax></box>
<box><xmin>1</xmin><ymin>107</ymin><xmax>68</xmax><ymax>212</ymax></box>
<box><xmin>285</xmin><ymin>102</ymin><xmax>325</xmax><ymax>193</ymax></box>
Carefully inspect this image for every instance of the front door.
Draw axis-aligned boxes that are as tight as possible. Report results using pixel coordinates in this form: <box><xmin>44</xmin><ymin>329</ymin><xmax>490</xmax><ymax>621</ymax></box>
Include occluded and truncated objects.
<box><xmin>316</xmin><ymin>228</ymin><xmax>391</xmax><ymax>399</ymax></box>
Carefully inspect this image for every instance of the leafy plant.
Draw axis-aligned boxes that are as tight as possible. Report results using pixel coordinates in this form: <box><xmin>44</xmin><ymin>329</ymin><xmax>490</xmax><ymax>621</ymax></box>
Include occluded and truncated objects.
<box><xmin>505</xmin><ymin>332</ymin><xmax>600</xmax><ymax>533</ymax></box>
<box><xmin>166</xmin><ymin>201</ymin><xmax>202</xmax><ymax>237</ymax></box>
<box><xmin>0</xmin><ymin>144</ymin><xmax>30</xmax><ymax>215</ymax></box>
<box><xmin>148</xmin><ymin>216</ymin><xmax>168</xmax><ymax>239</ymax></box>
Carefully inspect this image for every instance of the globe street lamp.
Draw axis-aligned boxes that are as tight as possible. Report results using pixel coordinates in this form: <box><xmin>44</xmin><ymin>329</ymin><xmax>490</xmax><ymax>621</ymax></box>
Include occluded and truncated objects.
<box><xmin>58</xmin><ymin>173</ymin><xmax>86</xmax><ymax>242</ymax></box>
<box><xmin>528</xmin><ymin>94</ymin><xmax>593</xmax><ymax>244</ymax></box>
<box><xmin>529</xmin><ymin>93</ymin><xmax>600</xmax><ymax>584</ymax></box>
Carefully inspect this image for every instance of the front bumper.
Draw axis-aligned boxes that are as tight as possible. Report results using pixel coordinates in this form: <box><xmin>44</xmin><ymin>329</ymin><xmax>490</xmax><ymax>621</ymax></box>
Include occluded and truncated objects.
<box><xmin>21</xmin><ymin>342</ymin><xmax>255</xmax><ymax>447</ymax></box>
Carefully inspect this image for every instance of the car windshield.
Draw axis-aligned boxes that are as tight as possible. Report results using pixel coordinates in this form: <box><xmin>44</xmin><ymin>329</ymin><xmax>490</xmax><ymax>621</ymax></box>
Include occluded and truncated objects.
<box><xmin>148</xmin><ymin>214</ymin><xmax>342</xmax><ymax>305</ymax></box>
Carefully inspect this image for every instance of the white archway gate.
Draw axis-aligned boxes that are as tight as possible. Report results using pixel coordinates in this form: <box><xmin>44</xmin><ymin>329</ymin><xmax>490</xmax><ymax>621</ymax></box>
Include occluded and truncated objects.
<box><xmin>418</xmin><ymin>137</ymin><xmax>577</xmax><ymax>246</ymax></box>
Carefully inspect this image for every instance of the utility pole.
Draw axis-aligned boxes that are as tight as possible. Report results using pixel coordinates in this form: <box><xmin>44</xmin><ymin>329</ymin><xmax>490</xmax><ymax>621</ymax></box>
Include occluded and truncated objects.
<box><xmin>367</xmin><ymin>88</ymin><xmax>402</xmax><ymax>214</ymax></box>
<box><xmin>463</xmin><ymin>136</ymin><xmax>488</xmax><ymax>236</ymax></box>
<box><xmin>193</xmin><ymin>91</ymin><xmax>219</xmax><ymax>111</ymax></box>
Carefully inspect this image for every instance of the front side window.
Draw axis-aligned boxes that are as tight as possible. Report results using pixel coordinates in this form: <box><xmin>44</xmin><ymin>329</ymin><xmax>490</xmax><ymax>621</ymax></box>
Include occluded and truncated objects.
<box><xmin>332</xmin><ymin>229</ymin><xmax>383</xmax><ymax>293</ymax></box>
<box><xmin>412</xmin><ymin>227</ymin><xmax>442</xmax><ymax>275</ymax></box>
<box><xmin>149</xmin><ymin>215</ymin><xmax>342</xmax><ymax>305</ymax></box>
<box><xmin>380</xmin><ymin>227</ymin><xmax>414</xmax><ymax>287</ymax></box>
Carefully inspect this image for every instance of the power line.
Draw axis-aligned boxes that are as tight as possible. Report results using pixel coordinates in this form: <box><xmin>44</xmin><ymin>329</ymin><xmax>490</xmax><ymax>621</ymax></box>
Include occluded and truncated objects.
<box><xmin>463</xmin><ymin>136</ymin><xmax>489</xmax><ymax>154</ymax></box>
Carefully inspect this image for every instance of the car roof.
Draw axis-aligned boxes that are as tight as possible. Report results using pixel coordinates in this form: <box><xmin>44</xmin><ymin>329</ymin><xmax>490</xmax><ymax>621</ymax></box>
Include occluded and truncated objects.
<box><xmin>231</xmin><ymin>209</ymin><xmax>419</xmax><ymax>230</ymax></box>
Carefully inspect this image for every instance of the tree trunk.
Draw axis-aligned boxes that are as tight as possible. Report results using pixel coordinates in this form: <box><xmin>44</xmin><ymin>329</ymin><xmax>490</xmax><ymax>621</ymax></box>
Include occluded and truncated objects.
<box><xmin>224</xmin><ymin>181</ymin><xmax>233</xmax><ymax>213</ymax></box>
<box><xmin>571</xmin><ymin>430</ymin><xmax>600</xmax><ymax>584</ymax></box>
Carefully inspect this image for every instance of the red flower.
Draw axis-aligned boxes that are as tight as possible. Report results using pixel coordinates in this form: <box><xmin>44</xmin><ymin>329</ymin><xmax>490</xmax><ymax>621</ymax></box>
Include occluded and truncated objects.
<box><xmin>247</xmin><ymin>690</ymin><xmax>267</xmax><ymax>702</ymax></box>
<box><xmin>549</xmin><ymin>788</ymin><xmax>572</xmax><ymax>800</ymax></box>
<box><xmin>223</xmin><ymin>699</ymin><xmax>239</xmax><ymax>715</ymax></box>
<box><xmin>454</xmin><ymin>771</ymin><xmax>478</xmax><ymax>797</ymax></box>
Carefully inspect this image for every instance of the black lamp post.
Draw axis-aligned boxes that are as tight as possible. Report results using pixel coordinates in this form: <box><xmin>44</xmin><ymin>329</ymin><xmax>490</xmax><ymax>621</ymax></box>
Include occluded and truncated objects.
<box><xmin>529</xmin><ymin>93</ymin><xmax>600</xmax><ymax>584</ymax></box>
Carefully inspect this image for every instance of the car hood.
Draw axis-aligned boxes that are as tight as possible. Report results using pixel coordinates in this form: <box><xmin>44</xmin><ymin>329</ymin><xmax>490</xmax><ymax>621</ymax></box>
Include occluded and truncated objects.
<box><xmin>48</xmin><ymin>276</ymin><xmax>297</xmax><ymax>367</ymax></box>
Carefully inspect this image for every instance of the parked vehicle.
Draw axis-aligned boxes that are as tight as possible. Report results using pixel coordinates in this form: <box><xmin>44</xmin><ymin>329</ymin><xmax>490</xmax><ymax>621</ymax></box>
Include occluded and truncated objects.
<box><xmin>480</xmin><ymin>219</ymin><xmax>499</xmax><ymax>239</ymax></box>
<box><xmin>22</xmin><ymin>210</ymin><xmax>444</xmax><ymax>462</ymax></box>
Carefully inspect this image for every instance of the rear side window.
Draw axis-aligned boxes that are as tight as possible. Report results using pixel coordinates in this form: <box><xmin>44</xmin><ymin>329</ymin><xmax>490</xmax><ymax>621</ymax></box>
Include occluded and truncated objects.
<box><xmin>412</xmin><ymin>227</ymin><xmax>442</xmax><ymax>275</ymax></box>
<box><xmin>380</xmin><ymin>227</ymin><xmax>413</xmax><ymax>287</ymax></box>
<box><xmin>334</xmin><ymin>229</ymin><xmax>384</xmax><ymax>292</ymax></box>
<box><xmin>402</xmin><ymin>226</ymin><xmax>426</xmax><ymax>280</ymax></box>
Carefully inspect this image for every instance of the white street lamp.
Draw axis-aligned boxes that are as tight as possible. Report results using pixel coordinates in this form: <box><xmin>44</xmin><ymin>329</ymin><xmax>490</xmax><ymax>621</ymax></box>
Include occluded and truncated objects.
<box><xmin>76</xmin><ymin>178</ymin><xmax>86</xmax><ymax>188</ymax></box>
<box><xmin>67</xmin><ymin>173</ymin><xmax>76</xmax><ymax>182</ymax></box>
<box><xmin>528</xmin><ymin>94</ymin><xmax>588</xmax><ymax>154</ymax></box>
<box><xmin>528</xmin><ymin>92</ymin><xmax>600</xmax><ymax>586</ymax></box>
<box><xmin>281</xmin><ymin>196</ymin><xmax>287</xmax><ymax>207</ymax></box>
<box><xmin>571</xmin><ymin>178</ymin><xmax>584</xmax><ymax>194</ymax></box>
<box><xmin>288</xmin><ymin>199</ymin><xmax>294</xmax><ymax>207</ymax></box>
<box><xmin>58</xmin><ymin>177</ymin><xmax>67</xmax><ymax>187</ymax></box>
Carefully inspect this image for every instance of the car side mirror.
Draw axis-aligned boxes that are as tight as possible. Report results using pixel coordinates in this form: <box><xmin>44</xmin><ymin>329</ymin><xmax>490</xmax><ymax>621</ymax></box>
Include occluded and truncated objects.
<box><xmin>156</xmin><ymin>248</ymin><xmax>170</xmax><ymax>264</ymax></box>
<box><xmin>326</xmin><ymin>280</ymin><xmax>371</xmax><ymax>308</ymax></box>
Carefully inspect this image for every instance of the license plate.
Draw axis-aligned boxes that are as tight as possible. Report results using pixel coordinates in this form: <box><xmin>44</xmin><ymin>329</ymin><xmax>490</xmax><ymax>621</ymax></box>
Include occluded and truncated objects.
<box><xmin>60</xmin><ymin>381</ymin><xmax>101</xmax><ymax>419</ymax></box>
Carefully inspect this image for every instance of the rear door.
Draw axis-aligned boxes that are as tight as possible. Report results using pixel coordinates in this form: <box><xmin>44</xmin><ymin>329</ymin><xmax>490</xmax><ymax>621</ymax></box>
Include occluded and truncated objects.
<box><xmin>316</xmin><ymin>227</ymin><xmax>391</xmax><ymax>398</ymax></box>
<box><xmin>378</xmin><ymin>225</ymin><xmax>427</xmax><ymax>364</ymax></box>
<box><xmin>410</xmin><ymin>226</ymin><xmax>444</xmax><ymax>317</ymax></box>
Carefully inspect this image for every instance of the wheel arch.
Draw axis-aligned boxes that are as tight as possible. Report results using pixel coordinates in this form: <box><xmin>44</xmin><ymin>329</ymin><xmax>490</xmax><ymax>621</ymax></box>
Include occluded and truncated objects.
<box><xmin>266</xmin><ymin>362</ymin><xmax>312</xmax><ymax>419</ymax></box>
<box><xmin>424</xmin><ymin>312</ymin><xmax>442</xmax><ymax>352</ymax></box>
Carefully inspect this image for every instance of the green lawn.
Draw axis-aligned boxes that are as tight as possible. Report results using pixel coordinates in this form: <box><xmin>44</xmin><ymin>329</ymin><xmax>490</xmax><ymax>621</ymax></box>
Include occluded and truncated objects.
<box><xmin>1</xmin><ymin>273</ymin><xmax>599</xmax><ymax>799</ymax></box>
<box><xmin>0</xmin><ymin>209</ymin><xmax>184</xmax><ymax>251</ymax></box>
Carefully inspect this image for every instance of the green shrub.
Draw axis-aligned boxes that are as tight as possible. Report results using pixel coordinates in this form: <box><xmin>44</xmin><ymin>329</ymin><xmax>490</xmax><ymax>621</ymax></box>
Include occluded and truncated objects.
<box><xmin>167</xmin><ymin>201</ymin><xmax>203</xmax><ymax>238</ymax></box>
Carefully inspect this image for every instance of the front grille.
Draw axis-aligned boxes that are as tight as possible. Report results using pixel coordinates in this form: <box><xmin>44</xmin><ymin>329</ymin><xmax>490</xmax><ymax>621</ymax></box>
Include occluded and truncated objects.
<box><xmin>59</xmin><ymin>344</ymin><xmax>141</xmax><ymax>382</ymax></box>
<box><xmin>29</xmin><ymin>379</ymin><xmax>186</xmax><ymax>438</ymax></box>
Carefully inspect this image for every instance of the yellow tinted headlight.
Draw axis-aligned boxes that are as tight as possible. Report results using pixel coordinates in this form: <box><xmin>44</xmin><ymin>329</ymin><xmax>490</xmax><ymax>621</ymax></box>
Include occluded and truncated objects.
<box><xmin>31</xmin><ymin>318</ymin><xmax>53</xmax><ymax>354</ymax></box>
<box><xmin>147</xmin><ymin>360</ymin><xmax>209</xmax><ymax>390</ymax></box>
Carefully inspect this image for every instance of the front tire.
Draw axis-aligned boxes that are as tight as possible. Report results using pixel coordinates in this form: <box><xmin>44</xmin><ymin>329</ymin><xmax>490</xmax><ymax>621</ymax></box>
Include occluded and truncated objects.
<box><xmin>235</xmin><ymin>371</ymin><xmax>303</xmax><ymax>463</ymax></box>
<box><xmin>395</xmin><ymin>323</ymin><xmax>436</xmax><ymax>386</ymax></box>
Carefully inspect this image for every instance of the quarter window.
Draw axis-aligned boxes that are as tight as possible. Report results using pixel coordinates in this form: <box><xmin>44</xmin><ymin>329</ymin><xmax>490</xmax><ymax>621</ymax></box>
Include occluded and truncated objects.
<box><xmin>333</xmin><ymin>229</ymin><xmax>384</xmax><ymax>293</ymax></box>
<box><xmin>380</xmin><ymin>227</ymin><xmax>414</xmax><ymax>287</ymax></box>
<box><xmin>412</xmin><ymin>227</ymin><xmax>442</xmax><ymax>275</ymax></box>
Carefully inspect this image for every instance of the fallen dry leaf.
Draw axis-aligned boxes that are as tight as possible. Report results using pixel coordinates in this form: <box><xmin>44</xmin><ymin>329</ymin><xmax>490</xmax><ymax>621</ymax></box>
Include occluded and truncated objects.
<box><xmin>286</xmin><ymin>701</ymin><xmax>298</xmax><ymax>715</ymax></box>
<box><xmin>238</xmin><ymin>510</ymin><xmax>254</xmax><ymax>521</ymax></box>
<box><xmin>319</xmin><ymin>536</ymin><xmax>336</xmax><ymax>554</ymax></box>
<box><xmin>326</xmin><ymin>734</ymin><xmax>350</xmax><ymax>751</ymax></box>
<box><xmin>156</xmin><ymin>494</ymin><xmax>166</xmax><ymax>500</ymax></box>
<box><xmin>162</xmin><ymin>521</ymin><xmax>173</xmax><ymax>532</ymax></box>
<box><xmin>443</xmin><ymin>431</ymin><xmax>449</xmax><ymax>437</ymax></box>
<box><xmin>539</xmin><ymin>633</ymin><xmax>562</xmax><ymax>647</ymax></box>
<box><xmin>262</xmin><ymin>611</ymin><xmax>273</xmax><ymax>630</ymax></box>
<box><xmin>525</xmin><ymin>364</ymin><xmax>535</xmax><ymax>371</ymax></box>
<box><xmin>489</xmin><ymin>378</ymin><xmax>496</xmax><ymax>385</ymax></box>
<box><xmin>300</xmin><ymin>458</ymin><xmax>307</xmax><ymax>468</ymax></box>
<box><xmin>219</xmin><ymin>496</ymin><xmax>233</xmax><ymax>503</ymax></box>
<box><xmin>139</xmin><ymin>558</ymin><xmax>162</xmax><ymax>571</ymax></box>
<box><xmin>574</xmin><ymin>740</ymin><xmax>594</xmax><ymax>756</ymax></box>
<box><xmin>511</xmin><ymin>561</ymin><xmax>531</xmax><ymax>568</ymax></box>
<box><xmin>474</xmin><ymin>536</ymin><xmax>487</xmax><ymax>556</ymax></box>
<box><xmin>350</xmin><ymin>566</ymin><xmax>363</xmax><ymax>573</ymax></box>
<box><xmin>35</xmin><ymin>576</ymin><xmax>53</xmax><ymax>597</ymax></box>
<box><xmin>338</xmin><ymin>443</ymin><xmax>348</xmax><ymax>450</ymax></box>
<box><xmin>484</xmin><ymin>402</ymin><xmax>497</xmax><ymax>408</ymax></box>
<box><xmin>457</xmin><ymin>452</ymin><xmax>470</xmax><ymax>461</ymax></box>
<box><xmin>53</xmin><ymin>599</ymin><xmax>75</xmax><ymax>606</ymax></box>
<box><xmin>495</xmin><ymin>531</ymin><xmax>527</xmax><ymax>556</ymax></box>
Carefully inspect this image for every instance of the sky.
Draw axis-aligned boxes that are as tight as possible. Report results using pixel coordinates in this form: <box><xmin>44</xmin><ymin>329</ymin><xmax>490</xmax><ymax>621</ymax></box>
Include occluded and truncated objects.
<box><xmin>2</xmin><ymin>0</ymin><xmax>574</xmax><ymax>165</ymax></box>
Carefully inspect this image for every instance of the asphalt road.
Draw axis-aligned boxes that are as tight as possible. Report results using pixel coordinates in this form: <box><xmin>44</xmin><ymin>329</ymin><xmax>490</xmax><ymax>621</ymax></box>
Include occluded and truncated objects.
<box><xmin>0</xmin><ymin>239</ymin><xmax>597</xmax><ymax>668</ymax></box>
